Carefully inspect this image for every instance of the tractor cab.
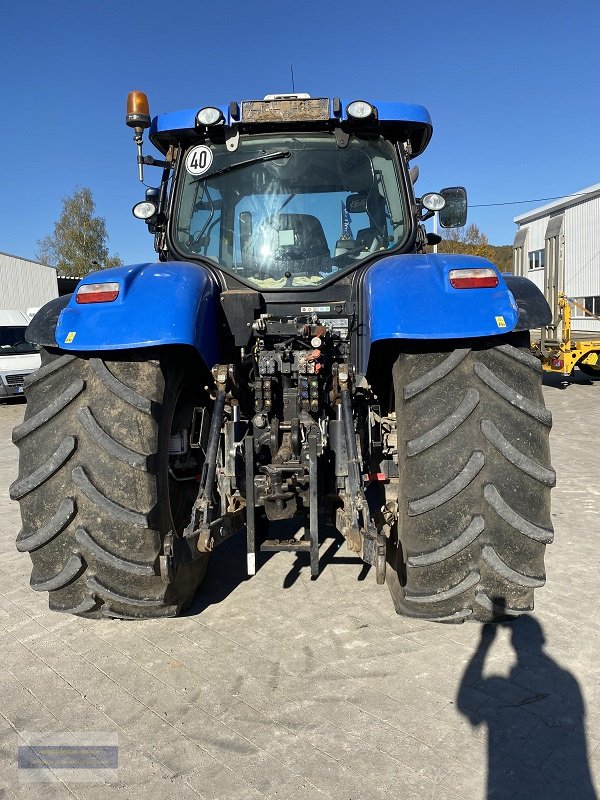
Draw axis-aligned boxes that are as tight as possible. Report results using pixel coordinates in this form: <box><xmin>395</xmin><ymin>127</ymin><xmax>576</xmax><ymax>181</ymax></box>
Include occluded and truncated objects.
<box><xmin>129</xmin><ymin>93</ymin><xmax>464</xmax><ymax>291</ymax></box>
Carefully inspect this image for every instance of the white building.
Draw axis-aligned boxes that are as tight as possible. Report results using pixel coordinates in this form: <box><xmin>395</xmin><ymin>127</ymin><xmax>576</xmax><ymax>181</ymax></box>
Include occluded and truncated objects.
<box><xmin>513</xmin><ymin>185</ymin><xmax>600</xmax><ymax>334</ymax></box>
<box><xmin>0</xmin><ymin>252</ymin><xmax>58</xmax><ymax>313</ymax></box>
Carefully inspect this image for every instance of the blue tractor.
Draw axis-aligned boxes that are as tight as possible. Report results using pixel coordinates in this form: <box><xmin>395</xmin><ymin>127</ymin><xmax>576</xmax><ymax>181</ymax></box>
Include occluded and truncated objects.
<box><xmin>11</xmin><ymin>93</ymin><xmax>555</xmax><ymax>621</ymax></box>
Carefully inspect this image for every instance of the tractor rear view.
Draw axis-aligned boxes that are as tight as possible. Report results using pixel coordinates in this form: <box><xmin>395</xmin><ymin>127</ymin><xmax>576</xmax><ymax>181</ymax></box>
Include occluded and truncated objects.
<box><xmin>11</xmin><ymin>92</ymin><xmax>555</xmax><ymax>622</ymax></box>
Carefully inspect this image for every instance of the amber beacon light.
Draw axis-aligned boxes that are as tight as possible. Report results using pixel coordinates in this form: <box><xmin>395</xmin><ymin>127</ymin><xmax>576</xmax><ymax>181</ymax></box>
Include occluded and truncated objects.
<box><xmin>126</xmin><ymin>91</ymin><xmax>151</xmax><ymax>130</ymax></box>
<box><xmin>126</xmin><ymin>91</ymin><xmax>151</xmax><ymax>182</ymax></box>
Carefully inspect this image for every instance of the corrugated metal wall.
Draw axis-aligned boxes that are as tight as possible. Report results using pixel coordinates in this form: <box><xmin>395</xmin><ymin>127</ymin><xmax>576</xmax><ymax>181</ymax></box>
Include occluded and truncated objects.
<box><xmin>564</xmin><ymin>197</ymin><xmax>600</xmax><ymax>297</ymax></box>
<box><xmin>515</xmin><ymin>217</ymin><xmax>547</xmax><ymax>294</ymax></box>
<box><xmin>515</xmin><ymin>194</ymin><xmax>600</xmax><ymax>333</ymax></box>
<box><xmin>563</xmin><ymin>197</ymin><xmax>600</xmax><ymax>332</ymax></box>
<box><xmin>522</xmin><ymin>217</ymin><xmax>548</xmax><ymax>252</ymax></box>
<box><xmin>0</xmin><ymin>253</ymin><xmax>58</xmax><ymax>313</ymax></box>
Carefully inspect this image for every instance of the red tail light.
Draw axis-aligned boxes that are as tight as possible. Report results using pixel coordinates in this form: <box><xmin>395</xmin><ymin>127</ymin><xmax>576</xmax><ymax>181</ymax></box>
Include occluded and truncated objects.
<box><xmin>448</xmin><ymin>268</ymin><xmax>499</xmax><ymax>289</ymax></box>
<box><xmin>76</xmin><ymin>283</ymin><xmax>120</xmax><ymax>304</ymax></box>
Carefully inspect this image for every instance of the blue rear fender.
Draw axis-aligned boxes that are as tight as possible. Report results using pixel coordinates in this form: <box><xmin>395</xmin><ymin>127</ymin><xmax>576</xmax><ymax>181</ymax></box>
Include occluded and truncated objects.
<box><xmin>56</xmin><ymin>262</ymin><xmax>220</xmax><ymax>368</ymax></box>
<box><xmin>361</xmin><ymin>253</ymin><xmax>522</xmax><ymax>368</ymax></box>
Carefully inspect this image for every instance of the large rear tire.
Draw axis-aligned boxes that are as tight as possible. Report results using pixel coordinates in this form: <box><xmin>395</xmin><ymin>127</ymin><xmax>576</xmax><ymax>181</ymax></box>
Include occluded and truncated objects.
<box><xmin>10</xmin><ymin>347</ymin><xmax>209</xmax><ymax>619</ymax></box>
<box><xmin>386</xmin><ymin>334</ymin><xmax>555</xmax><ymax>623</ymax></box>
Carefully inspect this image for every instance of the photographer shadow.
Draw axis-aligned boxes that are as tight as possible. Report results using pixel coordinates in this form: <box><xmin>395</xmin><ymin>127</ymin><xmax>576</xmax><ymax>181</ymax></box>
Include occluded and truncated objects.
<box><xmin>457</xmin><ymin>613</ymin><xmax>597</xmax><ymax>799</ymax></box>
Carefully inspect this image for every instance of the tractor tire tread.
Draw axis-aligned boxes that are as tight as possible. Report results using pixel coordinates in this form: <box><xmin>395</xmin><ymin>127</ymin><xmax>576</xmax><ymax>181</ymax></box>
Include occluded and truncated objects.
<box><xmin>481</xmin><ymin>544</ymin><xmax>545</xmax><ymax>588</ymax></box>
<box><xmin>408</xmin><ymin>450</ymin><xmax>485</xmax><ymax>515</ymax></box>
<box><xmin>406</xmin><ymin>388</ymin><xmax>480</xmax><ymax>456</ymax></box>
<box><xmin>24</xmin><ymin>353</ymin><xmax>76</xmax><ymax>388</ymax></box>
<box><xmin>16</xmin><ymin>497</ymin><xmax>76</xmax><ymax>552</ymax></box>
<box><xmin>72</xmin><ymin>465</ymin><xmax>148</xmax><ymax>527</ymax></box>
<box><xmin>474</xmin><ymin>591</ymin><xmax>531</xmax><ymax>616</ymax></box>
<box><xmin>10</xmin><ymin>436</ymin><xmax>76</xmax><ymax>500</ymax></box>
<box><xmin>75</xmin><ymin>527</ymin><xmax>155</xmax><ymax>576</ymax></box>
<box><xmin>496</xmin><ymin>343</ymin><xmax>542</xmax><ymax>371</ymax></box>
<box><xmin>76</xmin><ymin>406</ymin><xmax>147</xmax><ymax>469</ymax></box>
<box><xmin>404</xmin><ymin>570</ymin><xmax>481</xmax><ymax>604</ymax></box>
<box><xmin>388</xmin><ymin>334</ymin><xmax>553</xmax><ymax>623</ymax></box>
<box><xmin>403</xmin><ymin>348</ymin><xmax>471</xmax><ymax>399</ymax></box>
<box><xmin>90</xmin><ymin>358</ymin><xmax>154</xmax><ymax>412</ymax></box>
<box><xmin>407</xmin><ymin>515</ymin><xmax>484</xmax><ymax>566</ymax></box>
<box><xmin>13</xmin><ymin>380</ymin><xmax>85</xmax><ymax>442</ymax></box>
<box><xmin>484</xmin><ymin>484</ymin><xmax>554</xmax><ymax>543</ymax></box>
<box><xmin>13</xmin><ymin>347</ymin><xmax>207</xmax><ymax>619</ymax></box>
<box><xmin>481</xmin><ymin>419</ymin><xmax>556</xmax><ymax>486</ymax></box>
<box><xmin>474</xmin><ymin>362</ymin><xmax>552</xmax><ymax>425</ymax></box>
<box><xmin>30</xmin><ymin>553</ymin><xmax>85</xmax><ymax>592</ymax></box>
<box><xmin>86</xmin><ymin>575</ymin><xmax>171</xmax><ymax>608</ymax></box>
<box><xmin>53</xmin><ymin>595</ymin><xmax>100</xmax><ymax>616</ymax></box>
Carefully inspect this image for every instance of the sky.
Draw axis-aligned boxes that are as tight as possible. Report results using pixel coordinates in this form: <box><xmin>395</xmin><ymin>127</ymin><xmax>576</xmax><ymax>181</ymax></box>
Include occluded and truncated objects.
<box><xmin>1</xmin><ymin>0</ymin><xmax>600</xmax><ymax>266</ymax></box>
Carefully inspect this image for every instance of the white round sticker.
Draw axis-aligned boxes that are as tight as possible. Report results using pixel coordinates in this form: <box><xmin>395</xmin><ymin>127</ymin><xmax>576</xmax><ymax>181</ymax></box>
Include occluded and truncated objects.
<box><xmin>185</xmin><ymin>145</ymin><xmax>213</xmax><ymax>176</ymax></box>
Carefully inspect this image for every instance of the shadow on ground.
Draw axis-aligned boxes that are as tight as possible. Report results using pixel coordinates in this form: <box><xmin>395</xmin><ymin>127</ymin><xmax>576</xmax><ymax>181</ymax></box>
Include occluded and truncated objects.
<box><xmin>183</xmin><ymin>531</ymin><xmax>251</xmax><ymax>616</ymax></box>
<box><xmin>281</xmin><ymin>526</ymin><xmax>371</xmax><ymax>588</ymax></box>
<box><xmin>183</xmin><ymin>522</ymin><xmax>368</xmax><ymax>615</ymax></box>
<box><xmin>543</xmin><ymin>371</ymin><xmax>599</xmax><ymax>390</ymax></box>
<box><xmin>457</xmin><ymin>614</ymin><xmax>597</xmax><ymax>799</ymax></box>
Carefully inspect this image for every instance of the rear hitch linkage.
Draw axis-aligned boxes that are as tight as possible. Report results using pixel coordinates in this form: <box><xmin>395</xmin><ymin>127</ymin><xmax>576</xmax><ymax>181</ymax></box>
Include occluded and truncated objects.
<box><xmin>336</xmin><ymin>366</ymin><xmax>387</xmax><ymax>585</ymax></box>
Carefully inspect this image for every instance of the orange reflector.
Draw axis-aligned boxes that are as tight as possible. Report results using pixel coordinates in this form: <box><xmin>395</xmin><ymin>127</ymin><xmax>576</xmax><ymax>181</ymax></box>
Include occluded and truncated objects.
<box><xmin>448</xmin><ymin>268</ymin><xmax>499</xmax><ymax>289</ymax></box>
<box><xmin>76</xmin><ymin>283</ymin><xmax>120</xmax><ymax>304</ymax></box>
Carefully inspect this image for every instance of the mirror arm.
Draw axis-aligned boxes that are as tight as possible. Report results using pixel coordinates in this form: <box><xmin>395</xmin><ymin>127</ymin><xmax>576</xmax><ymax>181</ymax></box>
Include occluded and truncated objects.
<box><xmin>143</xmin><ymin>155</ymin><xmax>170</xmax><ymax>169</ymax></box>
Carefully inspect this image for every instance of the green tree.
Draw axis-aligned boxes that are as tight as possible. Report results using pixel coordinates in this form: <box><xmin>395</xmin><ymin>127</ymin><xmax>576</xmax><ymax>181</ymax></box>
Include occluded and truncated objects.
<box><xmin>37</xmin><ymin>187</ymin><xmax>122</xmax><ymax>276</ymax></box>
<box><xmin>488</xmin><ymin>244</ymin><xmax>513</xmax><ymax>273</ymax></box>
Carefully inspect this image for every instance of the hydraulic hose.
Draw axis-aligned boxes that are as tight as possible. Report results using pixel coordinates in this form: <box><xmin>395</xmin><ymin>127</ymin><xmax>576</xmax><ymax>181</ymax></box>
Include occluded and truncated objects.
<box><xmin>199</xmin><ymin>388</ymin><xmax>226</xmax><ymax>502</ymax></box>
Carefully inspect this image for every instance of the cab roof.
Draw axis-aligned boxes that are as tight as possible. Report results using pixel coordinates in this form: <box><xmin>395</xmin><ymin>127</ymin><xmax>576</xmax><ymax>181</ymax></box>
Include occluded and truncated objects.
<box><xmin>149</xmin><ymin>97</ymin><xmax>433</xmax><ymax>158</ymax></box>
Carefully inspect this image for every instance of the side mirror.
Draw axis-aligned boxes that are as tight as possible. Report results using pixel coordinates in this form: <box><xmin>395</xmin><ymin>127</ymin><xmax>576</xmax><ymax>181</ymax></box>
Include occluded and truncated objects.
<box><xmin>346</xmin><ymin>194</ymin><xmax>367</xmax><ymax>214</ymax></box>
<box><xmin>438</xmin><ymin>187</ymin><xmax>467</xmax><ymax>228</ymax></box>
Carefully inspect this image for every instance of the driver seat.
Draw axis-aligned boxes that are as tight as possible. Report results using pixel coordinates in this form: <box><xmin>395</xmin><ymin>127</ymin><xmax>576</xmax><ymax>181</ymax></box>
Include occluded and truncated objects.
<box><xmin>254</xmin><ymin>213</ymin><xmax>331</xmax><ymax>277</ymax></box>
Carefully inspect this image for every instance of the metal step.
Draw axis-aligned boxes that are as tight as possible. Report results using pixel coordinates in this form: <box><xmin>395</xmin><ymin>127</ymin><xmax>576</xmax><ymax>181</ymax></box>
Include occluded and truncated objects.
<box><xmin>260</xmin><ymin>539</ymin><xmax>311</xmax><ymax>552</ymax></box>
<box><xmin>245</xmin><ymin>431</ymin><xmax>320</xmax><ymax>578</ymax></box>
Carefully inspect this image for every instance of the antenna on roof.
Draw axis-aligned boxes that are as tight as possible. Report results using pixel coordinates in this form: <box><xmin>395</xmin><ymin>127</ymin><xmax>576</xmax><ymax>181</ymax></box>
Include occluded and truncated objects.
<box><xmin>290</xmin><ymin>64</ymin><xmax>295</xmax><ymax>93</ymax></box>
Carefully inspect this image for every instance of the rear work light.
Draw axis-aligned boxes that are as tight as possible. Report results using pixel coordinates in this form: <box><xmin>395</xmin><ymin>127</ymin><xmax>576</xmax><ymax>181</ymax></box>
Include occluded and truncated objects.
<box><xmin>196</xmin><ymin>106</ymin><xmax>224</xmax><ymax>126</ymax></box>
<box><xmin>346</xmin><ymin>100</ymin><xmax>376</xmax><ymax>120</ymax></box>
<box><xmin>76</xmin><ymin>283</ymin><xmax>120</xmax><ymax>304</ymax></box>
<box><xmin>448</xmin><ymin>268</ymin><xmax>499</xmax><ymax>289</ymax></box>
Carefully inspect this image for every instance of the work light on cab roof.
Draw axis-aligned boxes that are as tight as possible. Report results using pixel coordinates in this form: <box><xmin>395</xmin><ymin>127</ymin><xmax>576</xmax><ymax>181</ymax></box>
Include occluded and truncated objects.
<box><xmin>196</xmin><ymin>107</ymin><xmax>224</xmax><ymax>127</ymax></box>
<box><xmin>346</xmin><ymin>100</ymin><xmax>375</xmax><ymax>120</ymax></box>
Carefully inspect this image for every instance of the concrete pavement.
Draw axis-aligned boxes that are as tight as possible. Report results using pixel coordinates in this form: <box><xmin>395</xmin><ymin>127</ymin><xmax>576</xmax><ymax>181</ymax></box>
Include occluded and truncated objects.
<box><xmin>1</xmin><ymin>373</ymin><xmax>599</xmax><ymax>800</ymax></box>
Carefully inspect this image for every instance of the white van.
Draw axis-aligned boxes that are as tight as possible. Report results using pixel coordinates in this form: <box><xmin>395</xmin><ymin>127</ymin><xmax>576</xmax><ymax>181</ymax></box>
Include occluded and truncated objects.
<box><xmin>0</xmin><ymin>310</ymin><xmax>41</xmax><ymax>398</ymax></box>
